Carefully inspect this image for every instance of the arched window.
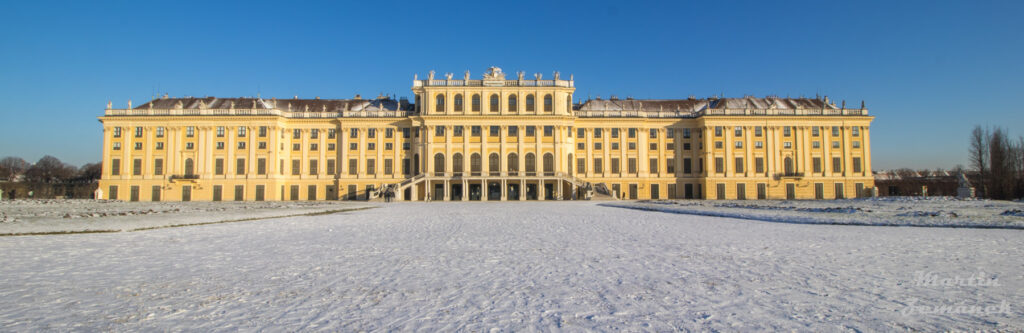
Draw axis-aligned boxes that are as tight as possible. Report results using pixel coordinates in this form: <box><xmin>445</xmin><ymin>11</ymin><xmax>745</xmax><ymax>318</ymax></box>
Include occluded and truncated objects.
<box><xmin>508</xmin><ymin>94</ymin><xmax>517</xmax><ymax>112</ymax></box>
<box><xmin>453</xmin><ymin>94</ymin><xmax>463</xmax><ymax>112</ymax></box>
<box><xmin>471</xmin><ymin>153</ymin><xmax>481</xmax><ymax>173</ymax></box>
<box><xmin>435</xmin><ymin>94</ymin><xmax>445</xmax><ymax>112</ymax></box>
<box><xmin>434</xmin><ymin>153</ymin><xmax>446</xmax><ymax>174</ymax></box>
<box><xmin>525</xmin><ymin>153</ymin><xmax>536</xmax><ymax>173</ymax></box>
<box><xmin>471</xmin><ymin>94</ymin><xmax>480</xmax><ymax>112</ymax></box>
<box><xmin>543</xmin><ymin>153</ymin><xmax>554</xmax><ymax>174</ymax></box>
<box><xmin>526</xmin><ymin>94</ymin><xmax>535</xmax><ymax>112</ymax></box>
<box><xmin>544</xmin><ymin>94</ymin><xmax>553</xmax><ymax>112</ymax></box>
<box><xmin>784</xmin><ymin>157</ymin><xmax>794</xmax><ymax>175</ymax></box>
<box><xmin>184</xmin><ymin>158</ymin><xmax>194</xmax><ymax>176</ymax></box>
<box><xmin>490</xmin><ymin>94</ymin><xmax>499</xmax><ymax>112</ymax></box>
<box><xmin>452</xmin><ymin>153</ymin><xmax>463</xmax><ymax>173</ymax></box>
<box><xmin>507</xmin><ymin>153</ymin><xmax>519</xmax><ymax>173</ymax></box>
<box><xmin>489</xmin><ymin>153</ymin><xmax>500</xmax><ymax>173</ymax></box>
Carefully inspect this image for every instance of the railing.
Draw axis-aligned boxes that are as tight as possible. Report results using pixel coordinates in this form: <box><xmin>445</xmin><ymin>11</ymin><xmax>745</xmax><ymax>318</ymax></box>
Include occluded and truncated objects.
<box><xmin>774</xmin><ymin>172</ymin><xmax>806</xmax><ymax>180</ymax></box>
<box><xmin>414</xmin><ymin>79</ymin><xmax>573</xmax><ymax>88</ymax></box>
<box><xmin>573</xmin><ymin>108</ymin><xmax>868</xmax><ymax>118</ymax></box>
<box><xmin>169</xmin><ymin>174</ymin><xmax>199</xmax><ymax>181</ymax></box>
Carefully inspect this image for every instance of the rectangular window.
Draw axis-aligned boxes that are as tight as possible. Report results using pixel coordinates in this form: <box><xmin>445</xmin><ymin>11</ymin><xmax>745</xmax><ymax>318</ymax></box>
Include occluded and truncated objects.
<box><xmin>649</xmin><ymin>128</ymin><xmax>658</xmax><ymax>139</ymax></box>
<box><xmin>236</xmin><ymin>158</ymin><xmax>246</xmax><ymax>175</ymax></box>
<box><xmin>612</xmin><ymin>142</ymin><xmax>619</xmax><ymax>150</ymax></box>
<box><xmin>683</xmin><ymin>158</ymin><xmax>692</xmax><ymax>174</ymax></box>
<box><xmin>577</xmin><ymin>142</ymin><xmax>585</xmax><ymax>150</ymax></box>
<box><xmin>853</xmin><ymin>157</ymin><xmax>862</xmax><ymax>173</ymax></box>
<box><xmin>755</xmin><ymin>141</ymin><xmax>763</xmax><ymax>148</ymax></box>
<box><xmin>112</xmin><ymin>142</ymin><xmax>121</xmax><ymax>150</ymax></box>
<box><xmin>156</xmin><ymin>127</ymin><xmax>164</xmax><ymax>138</ymax></box>
<box><xmin>259</xmin><ymin>142</ymin><xmax>267</xmax><ymax>149</ymax></box>
<box><xmin>715</xmin><ymin>157</ymin><xmax>724</xmax><ymax>173</ymax></box>
<box><xmin>666</xmin><ymin>158</ymin><xmax>675</xmax><ymax>173</ymax></box>
<box><xmin>525</xmin><ymin>126</ymin><xmax>535</xmax><ymax>136</ymax></box>
<box><xmin>734</xmin><ymin>126</ymin><xmax>742</xmax><ymax>137</ymax></box>
<box><xmin>835</xmin><ymin>183</ymin><xmax>845</xmax><ymax>199</ymax></box>
<box><xmin>366</xmin><ymin>159</ymin><xmax>375</xmax><ymax>174</ymax></box>
<box><xmin>471</xmin><ymin>126</ymin><xmax>481</xmax><ymax>136</ymax></box>
<box><xmin>186</xmin><ymin>126</ymin><xmax>194</xmax><ymax>137</ymax></box>
<box><xmin>384</xmin><ymin>159</ymin><xmax>393</xmax><ymax>174</ymax></box>
<box><xmin>667</xmin><ymin>128</ymin><xmax>675</xmax><ymax>138</ymax></box>
<box><xmin>757</xmin><ymin>183</ymin><xmax>767</xmax><ymax>199</ymax></box>
<box><xmin>542</xmin><ymin>126</ymin><xmax>553</xmax><ymax>137</ymax></box>
<box><xmin>627</xmin><ymin>158</ymin><xmax>637</xmax><ymax>174</ymax></box>
<box><xmin>134</xmin><ymin>126</ymin><xmax>143</xmax><ymax>138</ymax></box>
<box><xmin>594</xmin><ymin>128</ymin><xmax>602</xmax><ymax>138</ymax></box>
<box><xmin>812</xmin><ymin>127</ymin><xmax>820</xmax><ymax>137</ymax></box>
<box><xmin>130</xmin><ymin>186</ymin><xmax>140</xmax><ymax>201</ymax></box>
<box><xmin>683</xmin><ymin>142</ymin><xmax>691</xmax><ymax>150</ymax></box>
<box><xmin>132</xmin><ymin>159</ymin><xmax>142</xmax><ymax>175</ymax></box>
<box><xmin>215</xmin><ymin>159</ymin><xmax>224</xmax><ymax>175</ymax></box>
<box><xmin>734</xmin><ymin>157</ymin><xmax>744</xmax><ymax>173</ymax></box>
<box><xmin>783</xmin><ymin>126</ymin><xmax>791</xmax><ymax>137</ymax></box>
<box><xmin>650</xmin><ymin>143</ymin><xmax>658</xmax><ymax>150</ymax></box>
<box><xmin>326</xmin><ymin>159</ymin><xmax>336</xmax><ymax>175</ymax></box>
<box><xmin>402</xmin><ymin>143</ymin><xmax>410</xmax><ymax>150</ymax></box>
<box><xmin>310</xmin><ymin>143</ymin><xmax>318</xmax><ymax>151</ymax></box>
<box><xmin>853</xmin><ymin>141</ymin><xmax>861</xmax><ymax>148</ymax></box>
<box><xmin>292</xmin><ymin>159</ymin><xmax>301</xmax><ymax>176</ymax></box>
<box><xmin>714</xmin><ymin>126</ymin><xmax>723</xmax><ymax>137</ymax></box>
<box><xmin>735</xmin><ymin>141</ymin><xmax>742</xmax><ymax>148</ymax></box>
<box><xmin>349</xmin><ymin>143</ymin><xmax>357</xmax><ymax>150</ymax></box>
<box><xmin>309</xmin><ymin>159</ymin><xmax>318</xmax><ymax>175</ymax></box>
<box><xmin>402</xmin><ymin>158</ymin><xmax>410</xmax><ymax>175</ymax></box>
<box><xmin>326</xmin><ymin>128</ymin><xmax>335</xmax><ymax>139</ymax></box>
<box><xmin>783</xmin><ymin>142</ymin><xmax>792</xmax><ymax>149</ymax></box>
<box><xmin>134</xmin><ymin>142</ymin><xmax>142</xmax><ymax>150</ymax></box>
<box><xmin>594</xmin><ymin>158</ymin><xmax>603</xmax><ymax>173</ymax></box>
<box><xmin>238</xmin><ymin>126</ymin><xmax>247</xmax><ymax>137</ymax></box>
<box><xmin>813</xmin><ymin>141</ymin><xmax>821</xmax><ymax>149</ymax></box>
<box><xmin>832</xmin><ymin>126</ymin><xmax>840</xmax><ymax>137</ymax></box>
<box><xmin>453</xmin><ymin>126</ymin><xmax>463</xmax><ymax>137</ymax></box>
<box><xmin>507</xmin><ymin>126</ymin><xmax>517</xmax><ymax>137</ymax></box>
<box><xmin>683</xmin><ymin>128</ymin><xmax>691</xmax><ymax>138</ymax></box>
<box><xmin>577</xmin><ymin>157</ymin><xmax>586</xmax><ymax>173</ymax></box>
<box><xmin>649</xmin><ymin>158</ymin><xmax>658</xmax><ymax>173</ymax></box>
<box><xmin>755</xmin><ymin>127</ymin><xmax>762</xmax><ymax>137</ymax></box>
<box><xmin>402</xmin><ymin>127</ymin><xmax>411</xmax><ymax>138</ymax></box>
<box><xmin>736</xmin><ymin>183</ymin><xmax>746</xmax><ymax>200</ymax></box>
<box><xmin>611</xmin><ymin>158</ymin><xmax>620</xmax><ymax>173</ymax></box>
<box><xmin>612</xmin><ymin>128</ymin><xmax>620</xmax><ymax>138</ymax></box>
<box><xmin>237</xmin><ymin>141</ymin><xmax>246</xmax><ymax>149</ymax></box>
<box><xmin>348</xmin><ymin>159</ymin><xmax>357</xmax><ymax>175</ymax></box>
<box><xmin>154</xmin><ymin>159</ymin><xmax>163</xmax><ymax>175</ymax></box>
<box><xmin>715</xmin><ymin>141</ymin><xmax>723</xmax><ymax>149</ymax></box>
<box><xmin>216</xmin><ymin>142</ymin><xmax>225</xmax><ymax>150</ymax></box>
<box><xmin>113</xmin><ymin>127</ymin><xmax>122</xmax><ymax>138</ymax></box>
<box><xmin>436</xmin><ymin>126</ymin><xmax>445</xmax><ymax>137</ymax></box>
<box><xmin>328</xmin><ymin>143</ymin><xmax>335</xmax><ymax>151</ymax></box>
<box><xmin>367</xmin><ymin>143</ymin><xmax>375</xmax><ymax>150</ymax></box>
<box><xmin>833</xmin><ymin>141</ymin><xmax>840</xmax><ymax>148</ymax></box>
<box><xmin>717</xmin><ymin>183</ymin><xmax>726</xmax><ymax>200</ymax></box>
<box><xmin>234</xmin><ymin>185</ymin><xmax>244</xmax><ymax>201</ymax></box>
<box><xmin>833</xmin><ymin>157</ymin><xmax>842</xmax><ymax>172</ymax></box>
<box><xmin>852</xmin><ymin>126</ymin><xmax>860</xmax><ymax>137</ymax></box>
<box><xmin>259</xmin><ymin>126</ymin><xmax>268</xmax><ymax>137</ymax></box>
<box><xmin>385</xmin><ymin>143</ymin><xmax>393</xmax><ymax>150</ymax></box>
<box><xmin>257</xmin><ymin>158</ymin><xmax>266</xmax><ymax>175</ymax></box>
<box><xmin>577</xmin><ymin>128</ymin><xmax>585</xmax><ymax>138</ymax></box>
<box><xmin>490</xmin><ymin>126</ymin><xmax>499</xmax><ymax>136</ymax></box>
<box><xmin>349</xmin><ymin>128</ymin><xmax>358</xmax><ymax>138</ymax></box>
<box><xmin>755</xmin><ymin>157</ymin><xmax>764</xmax><ymax>173</ymax></box>
<box><xmin>108</xmin><ymin>186</ymin><xmax>118</xmax><ymax>200</ymax></box>
<box><xmin>813</xmin><ymin>157</ymin><xmax>822</xmax><ymax>173</ymax></box>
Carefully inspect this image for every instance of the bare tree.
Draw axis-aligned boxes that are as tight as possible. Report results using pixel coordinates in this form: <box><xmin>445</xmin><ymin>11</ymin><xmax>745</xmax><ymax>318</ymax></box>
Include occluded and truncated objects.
<box><xmin>989</xmin><ymin>128</ymin><xmax>1011</xmax><ymax>199</ymax></box>
<box><xmin>24</xmin><ymin>155</ymin><xmax>75</xmax><ymax>184</ymax></box>
<box><xmin>0</xmin><ymin>156</ymin><xmax>30</xmax><ymax>181</ymax></box>
<box><xmin>968</xmin><ymin>126</ymin><xmax>989</xmax><ymax>197</ymax></box>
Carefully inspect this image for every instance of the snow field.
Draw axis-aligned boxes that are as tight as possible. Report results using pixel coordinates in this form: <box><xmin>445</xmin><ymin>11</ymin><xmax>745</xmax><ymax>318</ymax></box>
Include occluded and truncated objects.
<box><xmin>0</xmin><ymin>201</ymin><xmax>1021</xmax><ymax>331</ymax></box>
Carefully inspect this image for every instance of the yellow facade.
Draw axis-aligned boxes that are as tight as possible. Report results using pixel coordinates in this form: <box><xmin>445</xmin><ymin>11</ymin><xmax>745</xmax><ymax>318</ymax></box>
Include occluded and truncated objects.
<box><xmin>98</xmin><ymin>67</ymin><xmax>873</xmax><ymax>201</ymax></box>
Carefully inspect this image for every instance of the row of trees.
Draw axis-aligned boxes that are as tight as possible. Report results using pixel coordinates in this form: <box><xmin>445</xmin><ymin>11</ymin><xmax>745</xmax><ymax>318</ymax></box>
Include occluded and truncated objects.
<box><xmin>969</xmin><ymin>126</ymin><xmax>1024</xmax><ymax>200</ymax></box>
<box><xmin>0</xmin><ymin>156</ymin><xmax>101</xmax><ymax>198</ymax></box>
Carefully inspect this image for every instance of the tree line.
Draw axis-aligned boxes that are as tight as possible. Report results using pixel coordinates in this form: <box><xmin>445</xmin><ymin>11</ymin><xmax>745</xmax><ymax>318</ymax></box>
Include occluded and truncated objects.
<box><xmin>0</xmin><ymin>156</ymin><xmax>101</xmax><ymax>199</ymax></box>
<box><xmin>969</xmin><ymin>126</ymin><xmax>1024</xmax><ymax>200</ymax></box>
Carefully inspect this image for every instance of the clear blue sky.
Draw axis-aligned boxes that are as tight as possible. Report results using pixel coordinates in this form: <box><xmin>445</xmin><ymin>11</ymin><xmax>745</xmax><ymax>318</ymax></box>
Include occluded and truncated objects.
<box><xmin>2</xmin><ymin>0</ymin><xmax>1022</xmax><ymax>170</ymax></box>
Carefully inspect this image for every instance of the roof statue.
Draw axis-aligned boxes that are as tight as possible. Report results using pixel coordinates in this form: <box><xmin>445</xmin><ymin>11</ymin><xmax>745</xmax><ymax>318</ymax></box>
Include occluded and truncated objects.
<box><xmin>483</xmin><ymin>66</ymin><xmax>505</xmax><ymax>80</ymax></box>
<box><xmin>107</xmin><ymin>100</ymin><xmax>112</xmax><ymax>109</ymax></box>
<box><xmin>445</xmin><ymin>72</ymin><xmax>453</xmax><ymax>80</ymax></box>
<box><xmin>553</xmin><ymin>71</ymin><xmax>560</xmax><ymax>80</ymax></box>
<box><xmin>517</xmin><ymin>71</ymin><xmax>524</xmax><ymax>80</ymax></box>
<box><xmin>534</xmin><ymin>73</ymin><xmax>543</xmax><ymax>80</ymax></box>
<box><xmin>428</xmin><ymin>70</ymin><xmax>435</xmax><ymax>81</ymax></box>
<box><xmin>464</xmin><ymin>70</ymin><xmax>470</xmax><ymax>81</ymax></box>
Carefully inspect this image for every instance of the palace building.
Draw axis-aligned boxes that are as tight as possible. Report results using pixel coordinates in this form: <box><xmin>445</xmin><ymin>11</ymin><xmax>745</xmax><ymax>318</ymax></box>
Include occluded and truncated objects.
<box><xmin>97</xmin><ymin>67</ymin><xmax>874</xmax><ymax>202</ymax></box>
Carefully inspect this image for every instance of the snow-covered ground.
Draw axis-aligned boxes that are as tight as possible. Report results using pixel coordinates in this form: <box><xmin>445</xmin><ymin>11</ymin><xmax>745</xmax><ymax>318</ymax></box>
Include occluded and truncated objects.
<box><xmin>0</xmin><ymin>199</ymin><xmax>373</xmax><ymax>235</ymax></box>
<box><xmin>0</xmin><ymin>202</ymin><xmax>1021</xmax><ymax>331</ymax></box>
<box><xmin>606</xmin><ymin>196</ymin><xmax>1024</xmax><ymax>229</ymax></box>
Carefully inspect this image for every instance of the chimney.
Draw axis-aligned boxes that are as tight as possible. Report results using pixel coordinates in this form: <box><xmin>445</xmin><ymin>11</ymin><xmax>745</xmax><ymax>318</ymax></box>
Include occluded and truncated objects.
<box><xmin>354</xmin><ymin>94</ymin><xmax>362</xmax><ymax>100</ymax></box>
